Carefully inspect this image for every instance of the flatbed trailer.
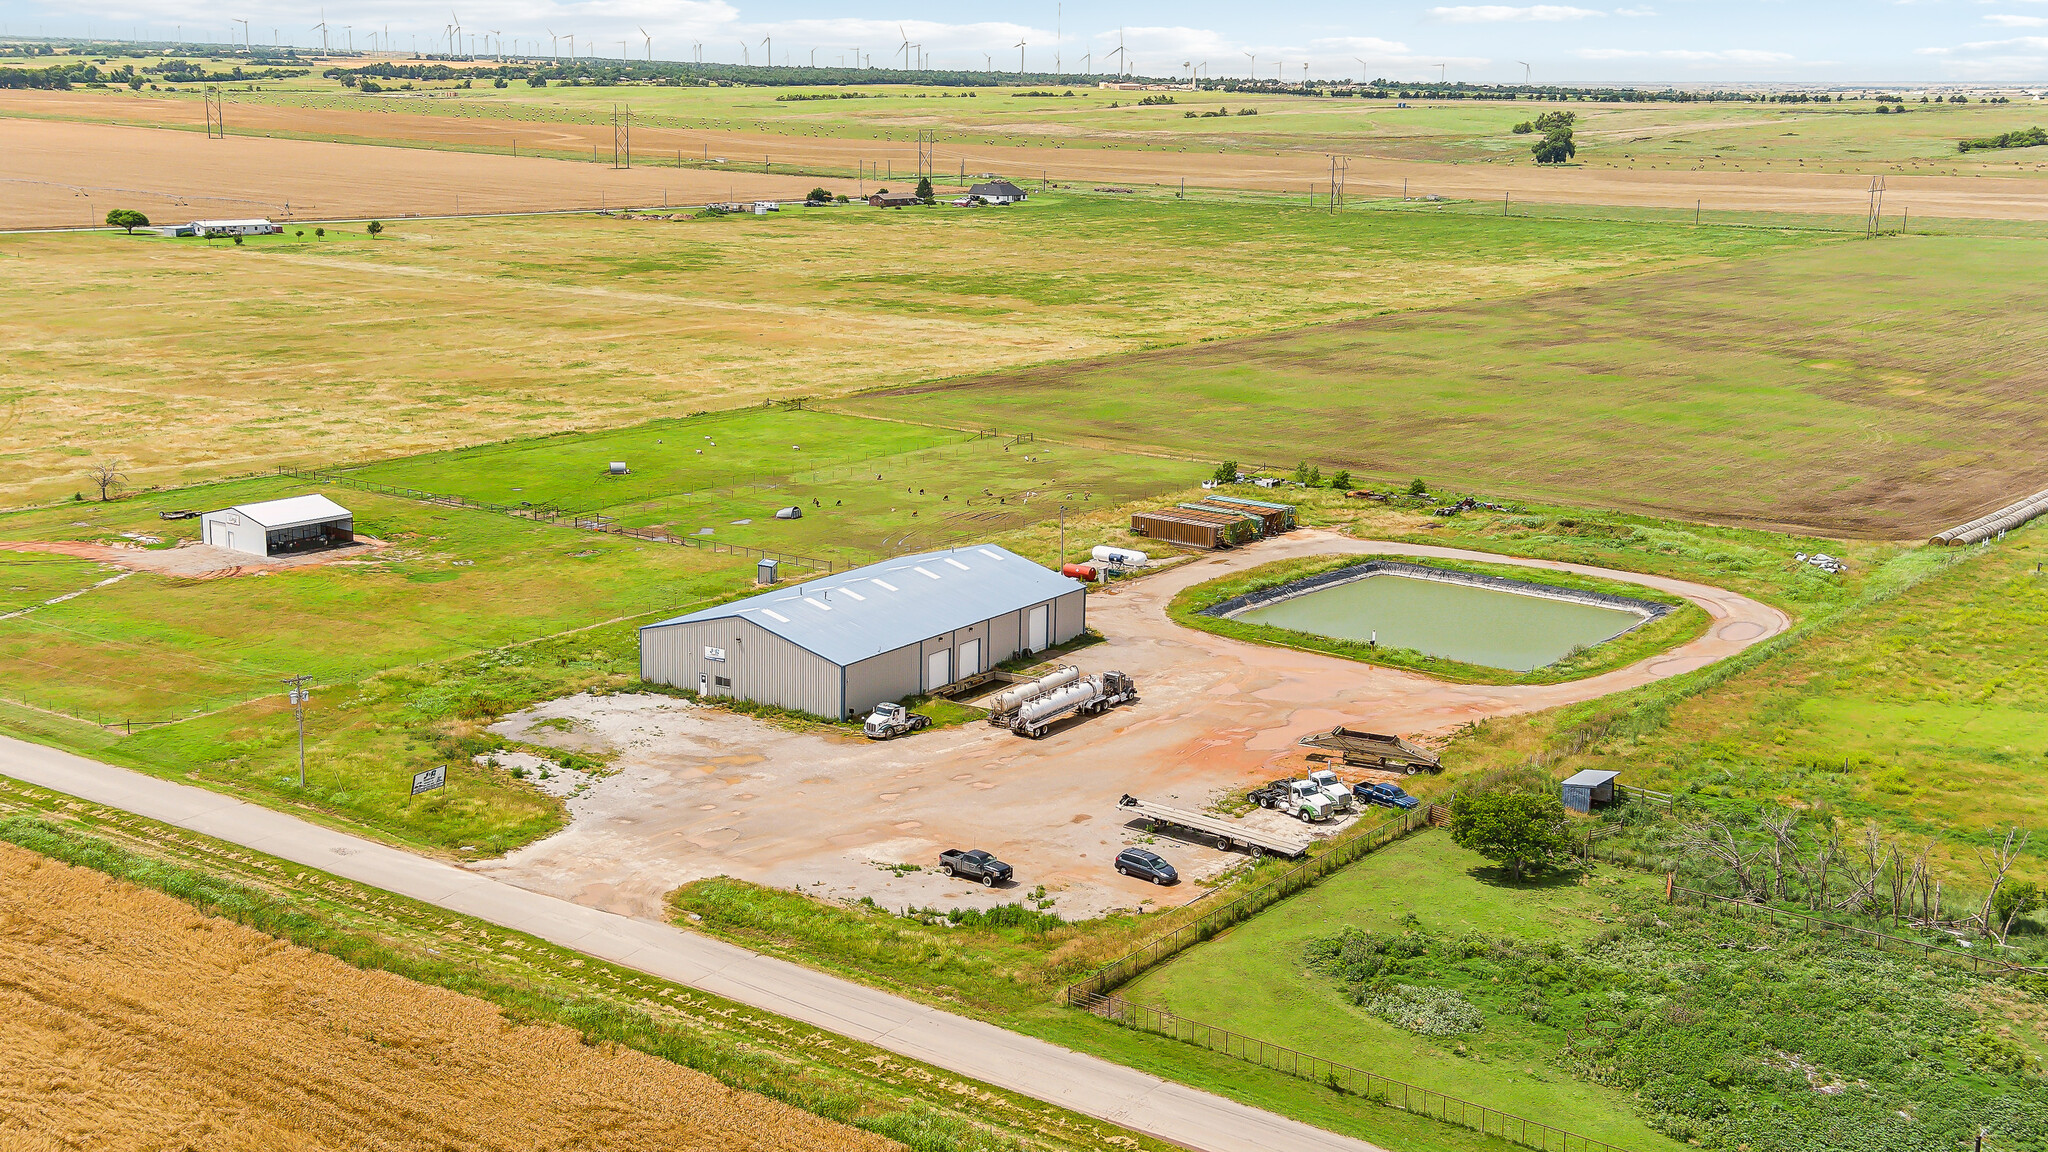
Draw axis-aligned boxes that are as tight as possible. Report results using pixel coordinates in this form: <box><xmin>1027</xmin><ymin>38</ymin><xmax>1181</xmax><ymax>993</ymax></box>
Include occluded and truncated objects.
<box><xmin>1296</xmin><ymin>726</ymin><xmax>1442</xmax><ymax>774</ymax></box>
<box><xmin>1116</xmin><ymin>794</ymin><xmax>1314</xmax><ymax>859</ymax></box>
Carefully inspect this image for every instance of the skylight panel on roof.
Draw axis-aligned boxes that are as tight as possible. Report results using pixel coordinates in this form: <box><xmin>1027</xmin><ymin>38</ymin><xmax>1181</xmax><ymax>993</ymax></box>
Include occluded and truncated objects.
<box><xmin>870</xmin><ymin>579</ymin><xmax>898</xmax><ymax>592</ymax></box>
<box><xmin>913</xmin><ymin>567</ymin><xmax>941</xmax><ymax>580</ymax></box>
<box><xmin>761</xmin><ymin>609</ymin><xmax>791</xmax><ymax>623</ymax></box>
<box><xmin>977</xmin><ymin>549</ymin><xmax>1005</xmax><ymax>560</ymax></box>
<box><xmin>803</xmin><ymin>598</ymin><xmax>831</xmax><ymax>611</ymax></box>
<box><xmin>837</xmin><ymin>588</ymin><xmax>866</xmax><ymax>601</ymax></box>
<box><xmin>943</xmin><ymin>558</ymin><xmax>970</xmax><ymax>571</ymax></box>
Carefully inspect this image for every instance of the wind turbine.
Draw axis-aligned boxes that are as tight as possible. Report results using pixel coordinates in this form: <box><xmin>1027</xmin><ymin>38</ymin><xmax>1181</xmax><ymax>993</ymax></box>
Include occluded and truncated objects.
<box><xmin>761</xmin><ymin>35</ymin><xmax>771</xmax><ymax>68</ymax></box>
<box><xmin>619</xmin><ymin>39</ymin><xmax>628</xmax><ymax>62</ymax></box>
<box><xmin>1244</xmin><ymin>51</ymin><xmax>1254</xmax><ymax>80</ymax></box>
<box><xmin>1517</xmin><ymin>60</ymin><xmax>1531</xmax><ymax>84</ymax></box>
<box><xmin>1437</xmin><ymin>63</ymin><xmax>1447</xmax><ymax>83</ymax></box>
<box><xmin>488</xmin><ymin>29</ymin><xmax>500</xmax><ymax>61</ymax></box>
<box><xmin>546</xmin><ymin>29</ymin><xmax>558</xmax><ymax>61</ymax></box>
<box><xmin>312</xmin><ymin>9</ymin><xmax>328</xmax><ymax>51</ymax></box>
<box><xmin>1016</xmin><ymin>39</ymin><xmax>1026</xmax><ymax>74</ymax></box>
<box><xmin>1355</xmin><ymin>57</ymin><xmax>1368</xmax><ymax>85</ymax></box>
<box><xmin>344</xmin><ymin>24</ymin><xmax>352</xmax><ymax>50</ymax></box>
<box><xmin>232</xmin><ymin>17</ymin><xmax>247</xmax><ymax>47</ymax></box>
<box><xmin>810</xmin><ymin>48</ymin><xmax>817</xmax><ymax>67</ymax></box>
<box><xmin>448</xmin><ymin>11</ymin><xmax>461</xmax><ymax>56</ymax></box>
<box><xmin>740</xmin><ymin>41</ymin><xmax>749</xmax><ymax>66</ymax></box>
<box><xmin>1081</xmin><ymin>51</ymin><xmax>1091</xmax><ymax>73</ymax></box>
<box><xmin>566</xmin><ymin>32</ymin><xmax>574</xmax><ymax>58</ymax></box>
<box><xmin>897</xmin><ymin>25</ymin><xmax>911</xmax><ymax>69</ymax></box>
<box><xmin>984</xmin><ymin>52</ymin><xmax>991</xmax><ymax>71</ymax></box>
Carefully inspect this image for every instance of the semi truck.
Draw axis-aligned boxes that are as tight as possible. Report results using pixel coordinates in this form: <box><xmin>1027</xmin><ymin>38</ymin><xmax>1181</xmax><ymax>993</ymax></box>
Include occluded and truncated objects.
<box><xmin>1296</xmin><ymin>726</ymin><xmax>1443</xmax><ymax>774</ymax></box>
<box><xmin>1306</xmin><ymin>768</ymin><xmax>1359</xmax><ymax>813</ymax></box>
<box><xmin>1007</xmin><ymin>671</ymin><xmax>1137</xmax><ymax>738</ymax></box>
<box><xmin>1116</xmin><ymin>794</ymin><xmax>1314</xmax><ymax>859</ymax></box>
<box><xmin>862</xmin><ymin>702</ymin><xmax>932</xmax><ymax>739</ymax></box>
<box><xmin>1246</xmin><ymin>779</ymin><xmax>1337</xmax><ymax>823</ymax></box>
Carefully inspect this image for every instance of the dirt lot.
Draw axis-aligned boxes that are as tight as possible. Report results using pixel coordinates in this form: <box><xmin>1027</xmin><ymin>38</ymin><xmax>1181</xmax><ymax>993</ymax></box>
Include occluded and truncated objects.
<box><xmin>0</xmin><ymin>537</ymin><xmax>384</xmax><ymax>579</ymax></box>
<box><xmin>7</xmin><ymin>95</ymin><xmax>2048</xmax><ymax>227</ymax></box>
<box><xmin>0</xmin><ymin>841</ymin><xmax>900</xmax><ymax>1152</ymax></box>
<box><xmin>474</xmin><ymin>530</ymin><xmax>1785</xmax><ymax>920</ymax></box>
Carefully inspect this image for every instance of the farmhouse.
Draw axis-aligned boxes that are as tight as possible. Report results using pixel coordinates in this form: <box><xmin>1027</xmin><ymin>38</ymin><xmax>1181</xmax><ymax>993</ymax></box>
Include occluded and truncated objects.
<box><xmin>867</xmin><ymin>192</ymin><xmax>923</xmax><ymax>208</ymax></box>
<box><xmin>189</xmin><ymin>218</ymin><xmax>281</xmax><ymax>237</ymax></box>
<box><xmin>968</xmin><ymin>180</ymin><xmax>1028</xmax><ymax>204</ymax></box>
<box><xmin>200</xmin><ymin>494</ymin><xmax>354</xmax><ymax>557</ymax></box>
<box><xmin>639</xmin><ymin>544</ymin><xmax>1085</xmax><ymax>719</ymax></box>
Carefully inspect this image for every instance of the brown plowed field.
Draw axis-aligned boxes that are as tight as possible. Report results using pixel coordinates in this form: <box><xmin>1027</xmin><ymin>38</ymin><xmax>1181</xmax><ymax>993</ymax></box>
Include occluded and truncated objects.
<box><xmin>7</xmin><ymin>91</ymin><xmax>2048</xmax><ymax>227</ymax></box>
<box><xmin>0</xmin><ymin>842</ymin><xmax>900</xmax><ymax>1152</ymax></box>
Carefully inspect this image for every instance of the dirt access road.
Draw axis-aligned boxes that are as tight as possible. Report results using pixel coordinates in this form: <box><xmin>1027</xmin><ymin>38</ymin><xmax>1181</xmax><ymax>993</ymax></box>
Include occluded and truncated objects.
<box><xmin>476</xmin><ymin>531</ymin><xmax>1787</xmax><ymax>920</ymax></box>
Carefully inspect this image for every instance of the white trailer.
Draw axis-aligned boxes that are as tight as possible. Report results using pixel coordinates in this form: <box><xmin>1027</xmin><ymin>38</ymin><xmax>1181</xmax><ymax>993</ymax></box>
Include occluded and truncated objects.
<box><xmin>1010</xmin><ymin>671</ymin><xmax>1136</xmax><ymax>738</ymax></box>
<box><xmin>1116</xmin><ymin>794</ymin><xmax>1314</xmax><ymax>859</ymax></box>
<box><xmin>986</xmin><ymin>665</ymin><xmax>1080</xmax><ymax>720</ymax></box>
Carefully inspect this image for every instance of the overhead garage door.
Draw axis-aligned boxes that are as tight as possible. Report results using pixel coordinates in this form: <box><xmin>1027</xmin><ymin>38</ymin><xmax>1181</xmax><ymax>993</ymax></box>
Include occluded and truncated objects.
<box><xmin>1027</xmin><ymin>605</ymin><xmax>1048</xmax><ymax>651</ymax></box>
<box><xmin>925</xmin><ymin>647</ymin><xmax>952</xmax><ymax>692</ymax></box>
<box><xmin>957</xmin><ymin>639</ymin><xmax>981</xmax><ymax>678</ymax></box>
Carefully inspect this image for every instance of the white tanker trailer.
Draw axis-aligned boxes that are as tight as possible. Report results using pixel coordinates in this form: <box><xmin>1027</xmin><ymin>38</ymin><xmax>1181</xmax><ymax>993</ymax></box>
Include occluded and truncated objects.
<box><xmin>1009</xmin><ymin>671</ymin><xmax>1137</xmax><ymax>738</ymax></box>
<box><xmin>988</xmin><ymin>665</ymin><xmax>1081</xmax><ymax>719</ymax></box>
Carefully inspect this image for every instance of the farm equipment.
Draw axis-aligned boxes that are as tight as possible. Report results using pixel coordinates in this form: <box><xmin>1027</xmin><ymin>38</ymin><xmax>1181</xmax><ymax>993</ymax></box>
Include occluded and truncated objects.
<box><xmin>1297</xmin><ymin>726</ymin><xmax>1442</xmax><ymax>774</ymax></box>
<box><xmin>862</xmin><ymin>702</ymin><xmax>931</xmax><ymax>739</ymax></box>
<box><xmin>1116</xmin><ymin>794</ymin><xmax>1313</xmax><ymax>858</ymax></box>
<box><xmin>1006</xmin><ymin>671</ymin><xmax>1137</xmax><ymax>738</ymax></box>
<box><xmin>1246</xmin><ymin>779</ymin><xmax>1337</xmax><ymax>823</ymax></box>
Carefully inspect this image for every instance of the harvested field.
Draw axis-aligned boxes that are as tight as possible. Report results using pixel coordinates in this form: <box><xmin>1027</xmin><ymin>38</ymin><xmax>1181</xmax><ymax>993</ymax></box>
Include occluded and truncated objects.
<box><xmin>8</xmin><ymin>90</ymin><xmax>2048</xmax><ymax>225</ymax></box>
<box><xmin>857</xmin><ymin>233</ymin><xmax>2048</xmax><ymax>538</ymax></box>
<box><xmin>0</xmin><ymin>841</ymin><xmax>899</xmax><ymax>1152</ymax></box>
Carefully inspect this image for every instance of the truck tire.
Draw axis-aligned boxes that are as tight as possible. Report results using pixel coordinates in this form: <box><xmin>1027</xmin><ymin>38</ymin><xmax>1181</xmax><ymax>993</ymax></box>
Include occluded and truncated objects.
<box><xmin>982</xmin><ymin>873</ymin><xmax>997</xmax><ymax>888</ymax></box>
<box><xmin>1296</xmin><ymin>809</ymin><xmax>1311</xmax><ymax>823</ymax></box>
<box><xmin>940</xmin><ymin>864</ymin><xmax>954</xmax><ymax>877</ymax></box>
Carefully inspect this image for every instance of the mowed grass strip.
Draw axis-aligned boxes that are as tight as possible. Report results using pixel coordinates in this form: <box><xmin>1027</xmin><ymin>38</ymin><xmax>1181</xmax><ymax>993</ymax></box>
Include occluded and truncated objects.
<box><xmin>0</xmin><ymin>195</ymin><xmax>1817</xmax><ymax>505</ymax></box>
<box><xmin>857</xmin><ymin>234</ymin><xmax>2048</xmax><ymax>537</ymax></box>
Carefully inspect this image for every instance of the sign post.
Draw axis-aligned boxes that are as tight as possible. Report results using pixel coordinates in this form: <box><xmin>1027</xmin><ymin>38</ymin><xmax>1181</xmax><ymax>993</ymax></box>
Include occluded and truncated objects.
<box><xmin>411</xmin><ymin>766</ymin><xmax>447</xmax><ymax>796</ymax></box>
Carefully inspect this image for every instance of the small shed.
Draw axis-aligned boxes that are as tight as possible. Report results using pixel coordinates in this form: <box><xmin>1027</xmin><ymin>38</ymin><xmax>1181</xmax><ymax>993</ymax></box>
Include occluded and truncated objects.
<box><xmin>1204</xmin><ymin>493</ymin><xmax>1297</xmax><ymax>533</ymax></box>
<box><xmin>201</xmin><ymin>494</ymin><xmax>354</xmax><ymax>558</ymax></box>
<box><xmin>868</xmin><ymin>193</ymin><xmax>921</xmax><ymax>208</ymax></box>
<box><xmin>1560</xmin><ymin>769</ymin><xmax>1620</xmax><ymax>814</ymax></box>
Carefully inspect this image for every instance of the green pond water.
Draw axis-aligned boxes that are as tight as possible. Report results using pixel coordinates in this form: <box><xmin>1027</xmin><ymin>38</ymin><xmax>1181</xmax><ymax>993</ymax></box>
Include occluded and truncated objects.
<box><xmin>1235</xmin><ymin>574</ymin><xmax>1647</xmax><ymax>672</ymax></box>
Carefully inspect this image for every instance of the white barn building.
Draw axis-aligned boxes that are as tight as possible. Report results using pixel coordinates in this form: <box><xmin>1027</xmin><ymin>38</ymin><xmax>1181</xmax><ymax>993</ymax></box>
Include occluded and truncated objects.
<box><xmin>639</xmin><ymin>544</ymin><xmax>1086</xmax><ymax>719</ymax></box>
<box><xmin>201</xmin><ymin>494</ymin><xmax>354</xmax><ymax>557</ymax></box>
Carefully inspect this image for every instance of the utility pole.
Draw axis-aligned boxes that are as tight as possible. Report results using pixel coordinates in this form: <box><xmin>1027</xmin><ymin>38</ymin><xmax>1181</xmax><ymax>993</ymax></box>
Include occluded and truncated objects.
<box><xmin>1058</xmin><ymin>505</ymin><xmax>1067</xmax><ymax>569</ymax></box>
<box><xmin>281</xmin><ymin>673</ymin><xmax>311</xmax><ymax>788</ymax></box>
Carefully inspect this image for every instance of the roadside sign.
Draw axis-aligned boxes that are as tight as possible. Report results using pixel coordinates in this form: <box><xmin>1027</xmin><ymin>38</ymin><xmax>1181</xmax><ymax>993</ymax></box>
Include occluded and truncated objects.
<box><xmin>411</xmin><ymin>765</ymin><xmax>446</xmax><ymax>796</ymax></box>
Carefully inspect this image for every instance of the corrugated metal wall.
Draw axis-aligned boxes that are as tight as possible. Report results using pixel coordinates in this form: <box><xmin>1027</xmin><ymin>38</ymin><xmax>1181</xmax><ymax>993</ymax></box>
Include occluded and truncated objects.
<box><xmin>641</xmin><ymin>617</ymin><xmax>843</xmax><ymax>718</ymax></box>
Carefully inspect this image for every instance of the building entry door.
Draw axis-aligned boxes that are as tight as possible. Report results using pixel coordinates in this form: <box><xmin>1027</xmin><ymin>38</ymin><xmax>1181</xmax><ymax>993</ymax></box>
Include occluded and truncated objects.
<box><xmin>924</xmin><ymin>648</ymin><xmax>952</xmax><ymax>692</ymax></box>
<box><xmin>957</xmin><ymin>639</ymin><xmax>981</xmax><ymax>677</ymax></box>
<box><xmin>1027</xmin><ymin>605</ymin><xmax>1049</xmax><ymax>651</ymax></box>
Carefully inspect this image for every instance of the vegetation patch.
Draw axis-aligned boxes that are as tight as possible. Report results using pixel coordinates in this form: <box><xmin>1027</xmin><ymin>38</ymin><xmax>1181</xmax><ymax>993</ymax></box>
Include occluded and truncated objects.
<box><xmin>1169</xmin><ymin>553</ymin><xmax>1706</xmax><ymax>685</ymax></box>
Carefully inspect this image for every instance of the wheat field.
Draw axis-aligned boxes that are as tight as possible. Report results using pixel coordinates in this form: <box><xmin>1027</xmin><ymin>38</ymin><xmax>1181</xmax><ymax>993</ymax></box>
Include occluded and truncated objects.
<box><xmin>0</xmin><ymin>843</ymin><xmax>900</xmax><ymax>1152</ymax></box>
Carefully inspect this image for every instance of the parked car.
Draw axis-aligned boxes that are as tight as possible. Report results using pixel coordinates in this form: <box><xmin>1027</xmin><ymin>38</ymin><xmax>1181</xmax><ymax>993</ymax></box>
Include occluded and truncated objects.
<box><xmin>1355</xmin><ymin>781</ymin><xmax>1420</xmax><ymax>810</ymax></box>
<box><xmin>937</xmin><ymin>848</ymin><xmax>1012</xmax><ymax>886</ymax></box>
<box><xmin>1115</xmin><ymin>847</ymin><xmax>1178</xmax><ymax>885</ymax></box>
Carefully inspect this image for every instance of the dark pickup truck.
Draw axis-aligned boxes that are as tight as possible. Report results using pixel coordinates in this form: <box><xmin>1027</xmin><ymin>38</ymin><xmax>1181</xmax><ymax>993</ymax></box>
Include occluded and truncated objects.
<box><xmin>937</xmin><ymin>848</ymin><xmax>1013</xmax><ymax>887</ymax></box>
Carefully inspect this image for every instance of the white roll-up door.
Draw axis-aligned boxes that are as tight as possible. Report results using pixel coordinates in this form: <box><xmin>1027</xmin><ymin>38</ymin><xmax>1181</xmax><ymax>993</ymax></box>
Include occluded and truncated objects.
<box><xmin>925</xmin><ymin>647</ymin><xmax>952</xmax><ymax>692</ymax></box>
<box><xmin>1027</xmin><ymin>605</ymin><xmax>1049</xmax><ymax>651</ymax></box>
<box><xmin>958</xmin><ymin>639</ymin><xmax>981</xmax><ymax>677</ymax></box>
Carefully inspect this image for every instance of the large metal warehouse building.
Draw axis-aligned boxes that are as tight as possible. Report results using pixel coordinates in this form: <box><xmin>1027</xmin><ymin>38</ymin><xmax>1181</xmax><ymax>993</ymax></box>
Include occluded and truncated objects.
<box><xmin>640</xmin><ymin>544</ymin><xmax>1086</xmax><ymax>719</ymax></box>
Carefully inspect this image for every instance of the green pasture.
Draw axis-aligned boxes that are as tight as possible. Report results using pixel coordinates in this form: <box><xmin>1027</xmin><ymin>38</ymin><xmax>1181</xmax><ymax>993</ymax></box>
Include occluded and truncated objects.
<box><xmin>340</xmin><ymin>407</ymin><xmax>1205</xmax><ymax>565</ymax></box>
<box><xmin>1121</xmin><ymin>832</ymin><xmax>1681</xmax><ymax>1151</ymax></box>
<box><xmin>854</xmin><ymin>233</ymin><xmax>2048</xmax><ymax>538</ymax></box>
<box><xmin>0</xmin><ymin>552</ymin><xmax>117</xmax><ymax>616</ymax></box>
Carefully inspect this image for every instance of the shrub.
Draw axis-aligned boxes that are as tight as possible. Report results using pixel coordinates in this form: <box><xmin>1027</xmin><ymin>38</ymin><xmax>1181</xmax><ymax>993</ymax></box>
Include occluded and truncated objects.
<box><xmin>1358</xmin><ymin>984</ymin><xmax>1484</xmax><ymax>1036</ymax></box>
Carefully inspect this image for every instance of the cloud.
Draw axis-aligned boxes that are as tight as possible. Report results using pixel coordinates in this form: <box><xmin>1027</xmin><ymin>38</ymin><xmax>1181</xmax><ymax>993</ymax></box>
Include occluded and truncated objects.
<box><xmin>1613</xmin><ymin>7</ymin><xmax>1658</xmax><ymax>15</ymax></box>
<box><xmin>1576</xmin><ymin>47</ymin><xmax>1794</xmax><ymax>62</ymax></box>
<box><xmin>1429</xmin><ymin>5</ymin><xmax>1605</xmax><ymax>21</ymax></box>
<box><xmin>1917</xmin><ymin>33</ymin><xmax>2048</xmax><ymax>50</ymax></box>
<box><xmin>1985</xmin><ymin>13</ymin><xmax>2048</xmax><ymax>24</ymax></box>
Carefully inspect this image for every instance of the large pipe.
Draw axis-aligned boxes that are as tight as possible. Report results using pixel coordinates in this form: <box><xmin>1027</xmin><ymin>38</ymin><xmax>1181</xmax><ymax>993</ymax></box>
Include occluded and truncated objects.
<box><xmin>1932</xmin><ymin>486</ymin><xmax>2048</xmax><ymax>546</ymax></box>
<box><xmin>990</xmin><ymin>665</ymin><xmax>1079</xmax><ymax>715</ymax></box>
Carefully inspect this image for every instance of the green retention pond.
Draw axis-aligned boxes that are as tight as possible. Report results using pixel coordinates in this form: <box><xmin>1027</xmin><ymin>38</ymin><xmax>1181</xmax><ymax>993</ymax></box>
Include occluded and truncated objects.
<box><xmin>1233</xmin><ymin>571</ymin><xmax>1652</xmax><ymax>672</ymax></box>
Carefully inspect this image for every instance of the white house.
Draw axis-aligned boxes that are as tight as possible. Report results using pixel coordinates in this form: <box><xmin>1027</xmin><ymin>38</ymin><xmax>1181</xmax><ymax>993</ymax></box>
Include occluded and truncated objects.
<box><xmin>189</xmin><ymin>219</ymin><xmax>281</xmax><ymax>237</ymax></box>
<box><xmin>967</xmin><ymin>180</ymin><xmax>1028</xmax><ymax>204</ymax></box>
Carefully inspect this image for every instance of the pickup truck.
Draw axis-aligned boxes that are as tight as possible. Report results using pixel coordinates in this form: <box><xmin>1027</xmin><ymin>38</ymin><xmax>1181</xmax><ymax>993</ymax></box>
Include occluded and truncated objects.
<box><xmin>937</xmin><ymin>849</ymin><xmax>1013</xmax><ymax>887</ymax></box>
<box><xmin>1355</xmin><ymin>781</ymin><xmax>1420</xmax><ymax>810</ymax></box>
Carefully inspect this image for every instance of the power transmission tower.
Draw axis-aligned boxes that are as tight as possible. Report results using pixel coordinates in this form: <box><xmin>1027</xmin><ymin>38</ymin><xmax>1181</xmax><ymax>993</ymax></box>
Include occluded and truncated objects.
<box><xmin>1327</xmin><ymin>154</ymin><xmax>1348</xmax><ymax>214</ymax></box>
<box><xmin>612</xmin><ymin>103</ymin><xmax>632</xmax><ymax>169</ymax></box>
<box><xmin>1864</xmin><ymin>176</ymin><xmax>1886</xmax><ymax>238</ymax></box>
<box><xmin>916</xmin><ymin>129</ymin><xmax>936</xmax><ymax>181</ymax></box>
<box><xmin>204</xmin><ymin>86</ymin><xmax>225</xmax><ymax>138</ymax></box>
<box><xmin>280</xmin><ymin>673</ymin><xmax>311</xmax><ymax>788</ymax></box>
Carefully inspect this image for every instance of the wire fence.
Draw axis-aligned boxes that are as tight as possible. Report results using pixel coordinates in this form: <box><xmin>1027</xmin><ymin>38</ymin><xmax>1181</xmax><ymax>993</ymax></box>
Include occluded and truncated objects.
<box><xmin>274</xmin><ymin>467</ymin><xmax>842</xmax><ymax>575</ymax></box>
<box><xmin>1667</xmin><ymin>882</ymin><xmax>2048</xmax><ymax>978</ymax></box>
<box><xmin>1072</xmin><ymin>991</ymin><xmax>1635</xmax><ymax>1152</ymax></box>
<box><xmin>1063</xmin><ymin>804</ymin><xmax>1438</xmax><ymax>1003</ymax></box>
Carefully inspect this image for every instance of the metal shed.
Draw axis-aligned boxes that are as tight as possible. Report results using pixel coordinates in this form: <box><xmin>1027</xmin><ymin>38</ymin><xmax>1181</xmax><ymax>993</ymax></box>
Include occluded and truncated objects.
<box><xmin>639</xmin><ymin>544</ymin><xmax>1086</xmax><ymax>719</ymax></box>
<box><xmin>1131</xmin><ymin>510</ymin><xmax>1232</xmax><ymax>550</ymax></box>
<box><xmin>200</xmin><ymin>494</ymin><xmax>354</xmax><ymax>558</ymax></box>
<box><xmin>1560</xmin><ymin>769</ymin><xmax>1620</xmax><ymax>814</ymax></box>
<box><xmin>1201</xmin><ymin>494</ymin><xmax>1296</xmax><ymax>534</ymax></box>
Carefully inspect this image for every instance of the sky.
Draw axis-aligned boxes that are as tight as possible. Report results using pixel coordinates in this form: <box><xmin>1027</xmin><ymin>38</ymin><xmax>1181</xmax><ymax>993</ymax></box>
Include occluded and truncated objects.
<box><xmin>7</xmin><ymin>1</ymin><xmax>2048</xmax><ymax>84</ymax></box>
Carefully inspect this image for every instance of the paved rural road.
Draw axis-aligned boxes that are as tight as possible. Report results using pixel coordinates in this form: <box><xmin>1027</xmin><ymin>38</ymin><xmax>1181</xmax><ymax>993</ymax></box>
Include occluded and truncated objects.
<box><xmin>0</xmin><ymin>735</ymin><xmax>1385</xmax><ymax>1152</ymax></box>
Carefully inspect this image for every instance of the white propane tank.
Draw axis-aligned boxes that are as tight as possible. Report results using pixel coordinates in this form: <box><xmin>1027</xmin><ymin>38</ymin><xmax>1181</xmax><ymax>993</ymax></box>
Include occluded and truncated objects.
<box><xmin>990</xmin><ymin>666</ymin><xmax>1080</xmax><ymax>715</ymax></box>
<box><xmin>1018</xmin><ymin>676</ymin><xmax>1102</xmax><ymax>724</ymax></box>
<box><xmin>1091</xmin><ymin>545</ymin><xmax>1149</xmax><ymax>567</ymax></box>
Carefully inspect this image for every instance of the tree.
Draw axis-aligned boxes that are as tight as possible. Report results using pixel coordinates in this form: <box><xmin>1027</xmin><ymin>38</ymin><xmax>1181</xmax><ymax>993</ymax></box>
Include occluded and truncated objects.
<box><xmin>806</xmin><ymin>186</ymin><xmax>833</xmax><ymax>203</ymax></box>
<box><xmin>915</xmin><ymin>176</ymin><xmax>935</xmax><ymax>202</ymax></box>
<box><xmin>1293</xmin><ymin>460</ymin><xmax>1312</xmax><ymax>485</ymax></box>
<box><xmin>1450</xmin><ymin>791</ymin><xmax>1575</xmax><ymax>881</ymax></box>
<box><xmin>87</xmin><ymin>460</ymin><xmax>127</xmax><ymax>503</ymax></box>
<box><xmin>366</xmin><ymin>220</ymin><xmax>384</xmax><ymax>237</ymax></box>
<box><xmin>1993</xmin><ymin>880</ymin><xmax>2041</xmax><ymax>944</ymax></box>
<box><xmin>1532</xmin><ymin>128</ymin><xmax>1576</xmax><ymax>164</ymax></box>
<box><xmin>105</xmin><ymin>208</ymin><xmax>149</xmax><ymax>233</ymax></box>
<box><xmin>1511</xmin><ymin>120</ymin><xmax>1534</xmax><ymax>134</ymax></box>
<box><xmin>315</xmin><ymin>227</ymin><xmax>325</xmax><ymax>238</ymax></box>
<box><xmin>1407</xmin><ymin>477</ymin><xmax>1429</xmax><ymax>495</ymax></box>
<box><xmin>528</xmin><ymin>75</ymin><xmax>547</xmax><ymax>87</ymax></box>
<box><xmin>1331</xmin><ymin>469</ymin><xmax>1352</xmax><ymax>491</ymax></box>
<box><xmin>1211</xmin><ymin>460</ymin><xmax>1238</xmax><ymax>484</ymax></box>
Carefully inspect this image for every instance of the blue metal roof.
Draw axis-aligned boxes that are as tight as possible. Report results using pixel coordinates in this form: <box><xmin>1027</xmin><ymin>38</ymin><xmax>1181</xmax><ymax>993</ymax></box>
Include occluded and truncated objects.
<box><xmin>643</xmin><ymin>544</ymin><xmax>1083</xmax><ymax>666</ymax></box>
